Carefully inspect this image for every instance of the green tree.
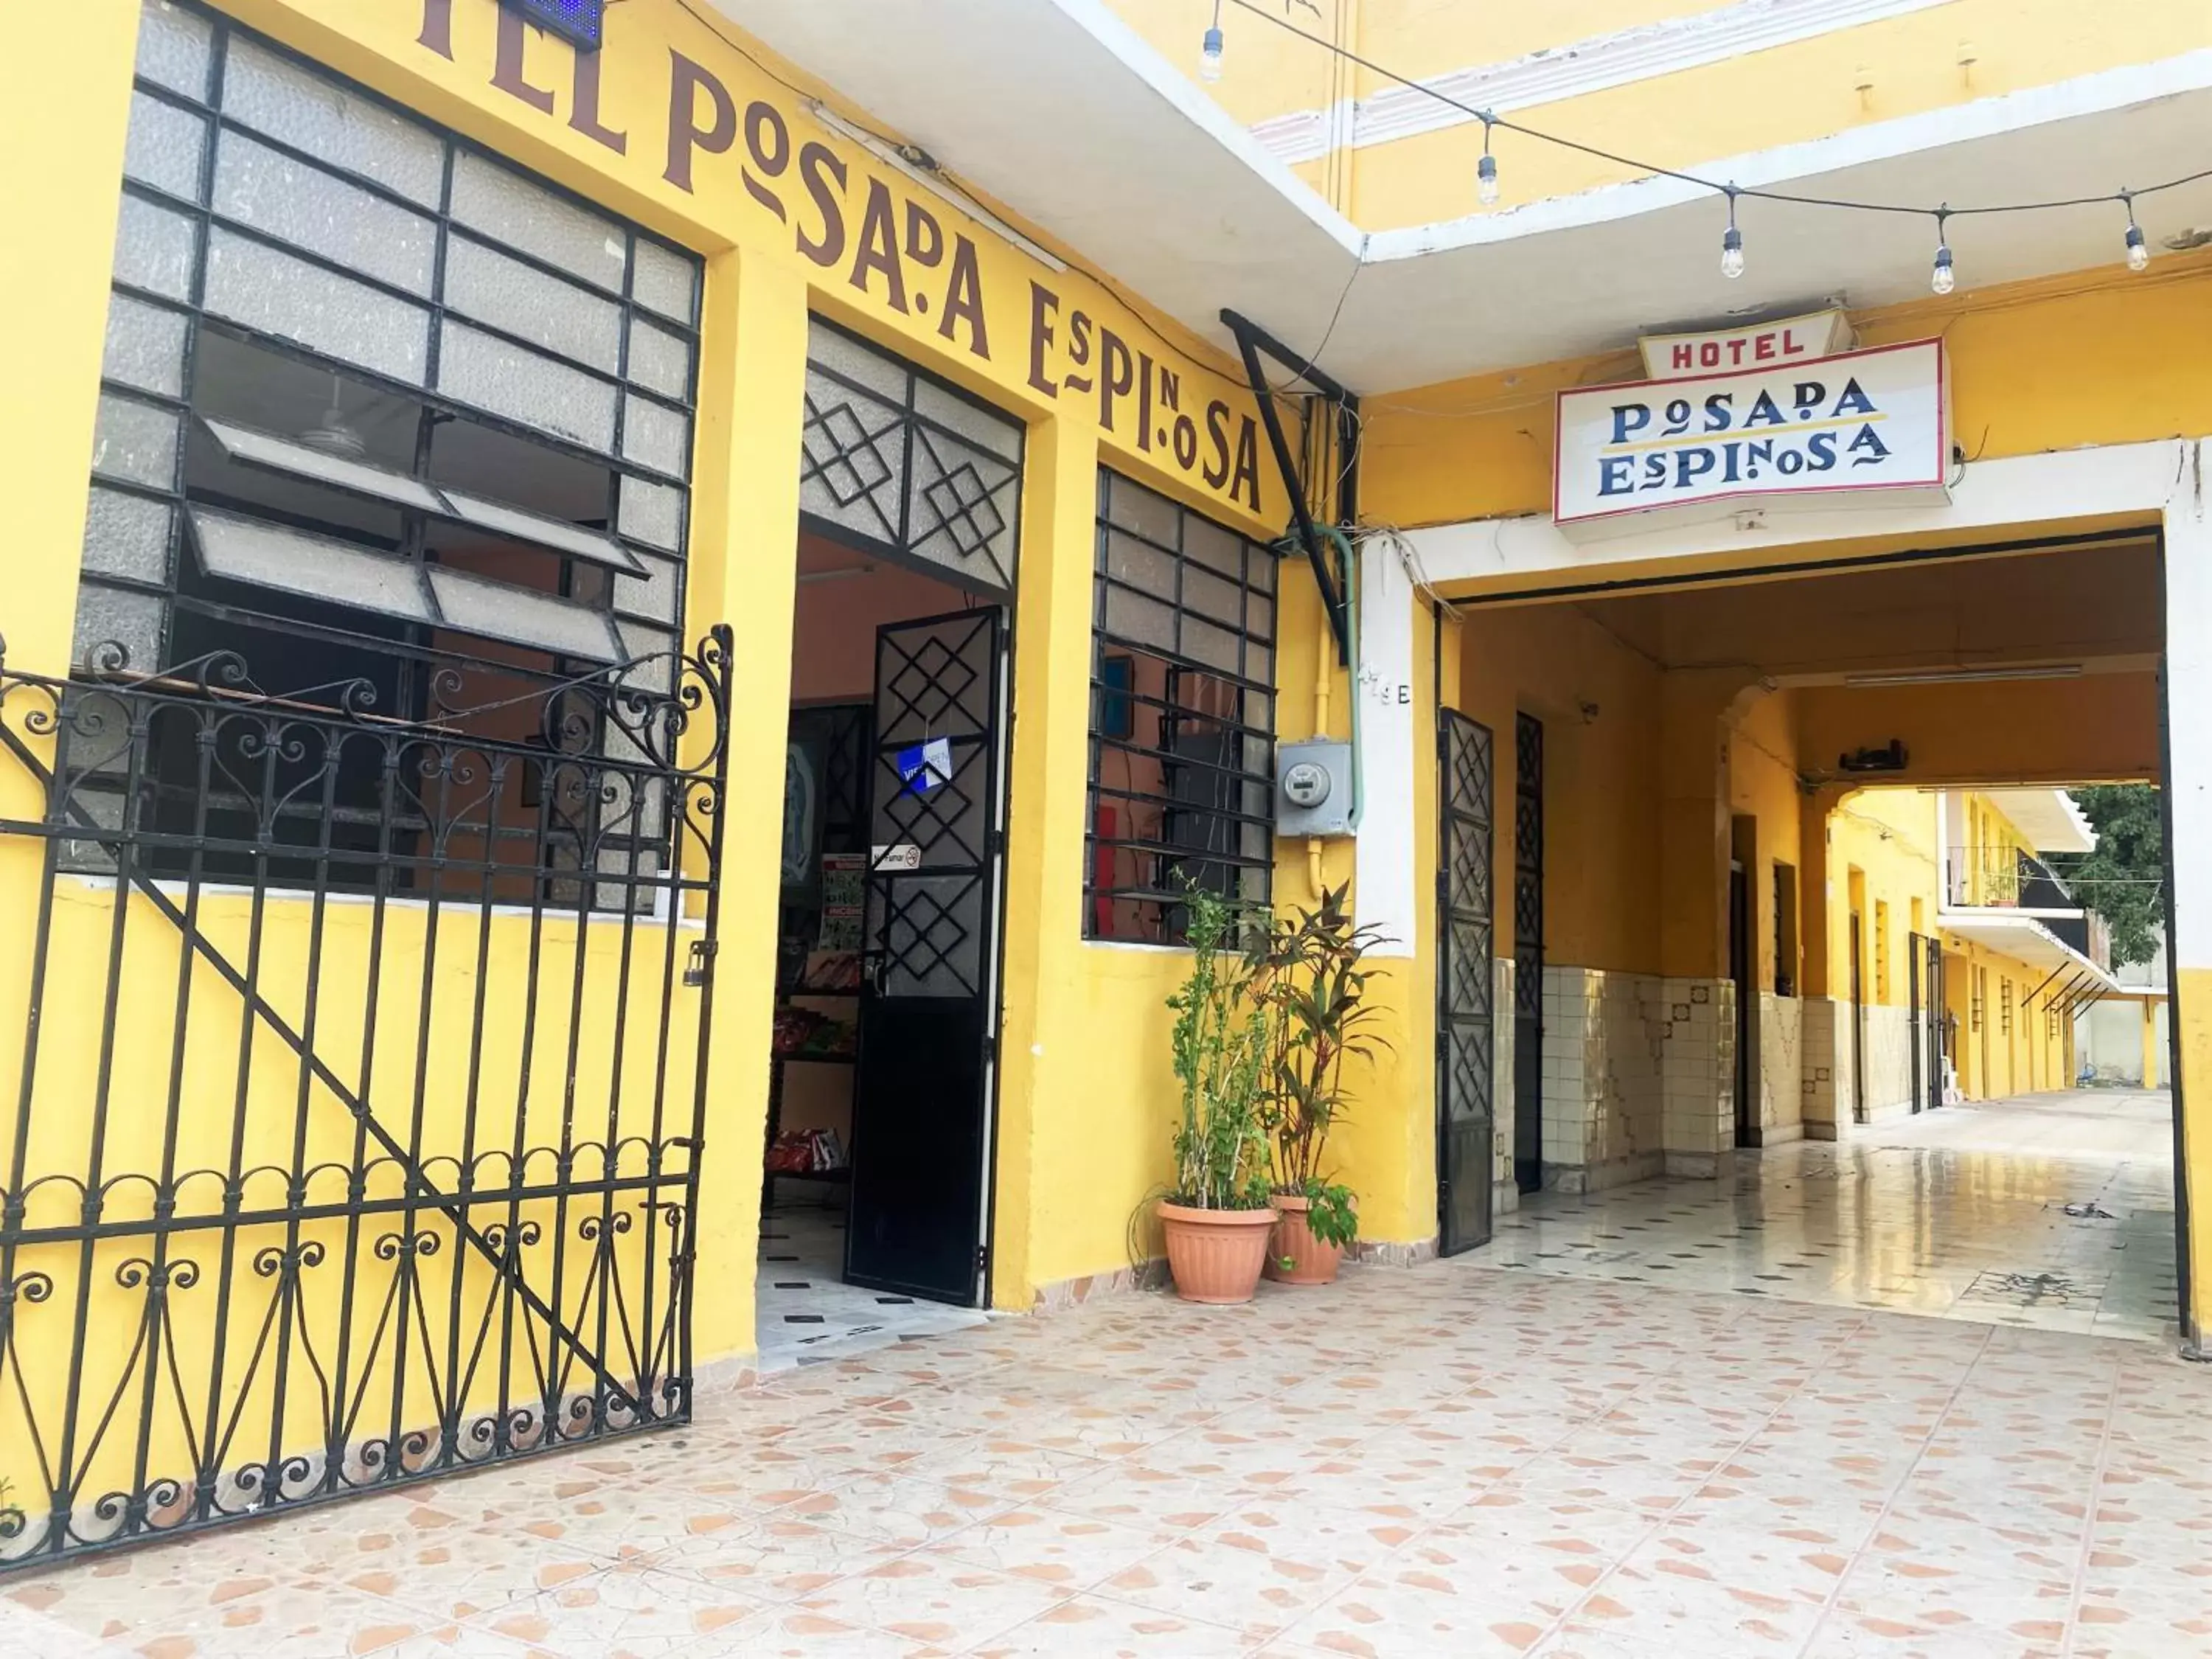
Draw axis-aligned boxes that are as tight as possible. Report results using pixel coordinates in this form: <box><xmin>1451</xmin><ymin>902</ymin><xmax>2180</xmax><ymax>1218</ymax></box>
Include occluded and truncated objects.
<box><xmin>2060</xmin><ymin>785</ymin><xmax>2166</xmax><ymax>968</ymax></box>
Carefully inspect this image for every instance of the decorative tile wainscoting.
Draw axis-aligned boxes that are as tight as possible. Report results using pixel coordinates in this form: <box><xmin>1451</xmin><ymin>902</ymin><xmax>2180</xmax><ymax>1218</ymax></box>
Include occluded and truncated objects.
<box><xmin>1756</xmin><ymin>992</ymin><xmax>1805</xmax><ymax>1144</ymax></box>
<box><xmin>1801</xmin><ymin>997</ymin><xmax>1921</xmax><ymax>1135</ymax></box>
<box><xmin>1492</xmin><ymin>957</ymin><xmax>1518</xmax><ymax>1216</ymax></box>
<box><xmin>1535</xmin><ymin>966</ymin><xmax>1736</xmax><ymax>1192</ymax></box>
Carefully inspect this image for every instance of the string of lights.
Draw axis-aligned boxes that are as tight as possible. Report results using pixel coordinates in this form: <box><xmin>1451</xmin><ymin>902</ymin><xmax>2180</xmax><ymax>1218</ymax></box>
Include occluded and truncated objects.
<box><xmin>1213</xmin><ymin>0</ymin><xmax>2212</xmax><ymax>292</ymax></box>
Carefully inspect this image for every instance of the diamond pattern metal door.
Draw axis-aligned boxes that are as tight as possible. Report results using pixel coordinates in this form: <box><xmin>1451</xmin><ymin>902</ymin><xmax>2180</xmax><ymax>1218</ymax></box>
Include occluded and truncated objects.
<box><xmin>846</xmin><ymin>610</ymin><xmax>1006</xmax><ymax>1304</ymax></box>
<box><xmin>1436</xmin><ymin>709</ymin><xmax>1495</xmax><ymax>1255</ymax></box>
<box><xmin>1512</xmin><ymin>714</ymin><xmax>1545</xmax><ymax>1194</ymax></box>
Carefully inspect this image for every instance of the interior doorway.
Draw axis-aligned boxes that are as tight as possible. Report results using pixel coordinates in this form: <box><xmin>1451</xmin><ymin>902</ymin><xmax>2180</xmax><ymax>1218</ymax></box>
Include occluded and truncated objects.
<box><xmin>758</xmin><ymin>319</ymin><xmax>1023</xmax><ymax>1369</ymax></box>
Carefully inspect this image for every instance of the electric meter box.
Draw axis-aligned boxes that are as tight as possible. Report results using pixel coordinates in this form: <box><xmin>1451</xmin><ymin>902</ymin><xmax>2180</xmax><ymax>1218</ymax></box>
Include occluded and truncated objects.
<box><xmin>1276</xmin><ymin>740</ymin><xmax>1355</xmax><ymax>838</ymax></box>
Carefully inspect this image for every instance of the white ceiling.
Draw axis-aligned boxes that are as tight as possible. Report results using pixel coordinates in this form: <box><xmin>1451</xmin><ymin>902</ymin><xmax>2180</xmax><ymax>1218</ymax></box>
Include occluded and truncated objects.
<box><xmin>714</xmin><ymin>0</ymin><xmax>2212</xmax><ymax>394</ymax></box>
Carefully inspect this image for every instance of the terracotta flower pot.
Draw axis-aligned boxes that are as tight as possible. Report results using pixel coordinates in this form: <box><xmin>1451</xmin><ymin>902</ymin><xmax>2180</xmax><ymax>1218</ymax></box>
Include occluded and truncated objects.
<box><xmin>1157</xmin><ymin>1200</ymin><xmax>1277</xmax><ymax>1304</ymax></box>
<box><xmin>1265</xmin><ymin>1192</ymin><xmax>1347</xmax><ymax>1285</ymax></box>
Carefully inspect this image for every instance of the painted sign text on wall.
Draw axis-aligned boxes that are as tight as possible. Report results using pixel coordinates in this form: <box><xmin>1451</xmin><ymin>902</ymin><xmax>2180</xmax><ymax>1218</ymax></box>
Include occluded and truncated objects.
<box><xmin>414</xmin><ymin>0</ymin><xmax>1265</xmax><ymax>513</ymax></box>
<box><xmin>1554</xmin><ymin>339</ymin><xmax>1950</xmax><ymax>536</ymax></box>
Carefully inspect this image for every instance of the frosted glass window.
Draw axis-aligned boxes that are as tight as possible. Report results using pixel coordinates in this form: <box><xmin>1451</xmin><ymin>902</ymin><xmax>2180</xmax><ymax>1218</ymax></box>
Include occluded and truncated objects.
<box><xmin>625</xmin><ymin>318</ymin><xmax>691</xmax><ymax>400</ymax></box>
<box><xmin>211</xmin><ymin>131</ymin><xmax>437</xmax><ymax>295</ymax></box>
<box><xmin>111</xmin><ymin>193</ymin><xmax>200</xmax><ymax>300</ymax></box>
<box><xmin>1105</xmin><ymin>473</ymin><xmax>1182</xmax><ymax>543</ymax></box>
<box><xmin>439</xmin><ymin>489</ymin><xmax>641</xmax><ymax>573</ymax></box>
<box><xmin>91</xmin><ymin>394</ymin><xmax>180</xmax><ymax>488</ymax></box>
<box><xmin>426</xmin><ymin>566</ymin><xmax>622</xmax><ymax>662</ymax></box>
<box><xmin>617</xmin><ymin>476</ymin><xmax>683</xmax><ymax>552</ymax></box>
<box><xmin>443</xmin><ymin>235</ymin><xmax>621</xmax><ymax>371</ymax></box>
<box><xmin>613</xmin><ymin>553</ymin><xmax>680</xmax><ymax>622</ymax></box>
<box><xmin>616</xmin><ymin>622</ymin><xmax>675</xmax><ymax>691</ymax></box>
<box><xmin>199</xmin><ymin>416</ymin><xmax>447</xmax><ymax>512</ymax></box>
<box><xmin>135</xmin><ymin>0</ymin><xmax>214</xmax><ymax>99</ymax></box>
<box><xmin>1181</xmin><ymin>565</ymin><xmax>1244</xmax><ymax>627</ymax></box>
<box><xmin>449</xmin><ymin>150</ymin><xmax>627</xmax><ymax>293</ymax></box>
<box><xmin>915</xmin><ymin>378</ymin><xmax>1021</xmax><ymax>464</ymax></box>
<box><xmin>73</xmin><ymin>584</ymin><xmax>166</xmax><ymax>675</ymax></box>
<box><xmin>122</xmin><ymin>91</ymin><xmax>207</xmax><ymax>203</ymax></box>
<box><xmin>1104</xmin><ymin>529</ymin><xmax>1175</xmax><ymax>600</ymax></box>
<box><xmin>203</xmin><ymin>228</ymin><xmax>430</xmax><ymax>384</ymax></box>
<box><xmin>1102</xmin><ymin>586</ymin><xmax>1173</xmax><ymax>652</ymax></box>
<box><xmin>82</xmin><ymin>488</ymin><xmax>174</xmax><ymax>582</ymax></box>
<box><xmin>190</xmin><ymin>507</ymin><xmax>434</xmax><ymax>620</ymax></box>
<box><xmin>620</xmin><ymin>395</ymin><xmax>689</xmax><ymax>479</ymax></box>
<box><xmin>631</xmin><ymin>240</ymin><xmax>697</xmax><ymax>323</ymax></box>
<box><xmin>220</xmin><ymin>37</ymin><xmax>443</xmax><ymax>206</ymax></box>
<box><xmin>102</xmin><ymin>293</ymin><xmax>189</xmax><ymax>397</ymax></box>
<box><xmin>437</xmin><ymin>320</ymin><xmax>616</xmax><ymax>453</ymax></box>
<box><xmin>807</xmin><ymin>318</ymin><xmax>908</xmax><ymax>403</ymax></box>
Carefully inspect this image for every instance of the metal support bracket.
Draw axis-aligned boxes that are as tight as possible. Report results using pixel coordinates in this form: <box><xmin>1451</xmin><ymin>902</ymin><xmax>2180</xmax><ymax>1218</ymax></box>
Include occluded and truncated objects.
<box><xmin>1220</xmin><ymin>307</ymin><xmax>1359</xmax><ymax>664</ymax></box>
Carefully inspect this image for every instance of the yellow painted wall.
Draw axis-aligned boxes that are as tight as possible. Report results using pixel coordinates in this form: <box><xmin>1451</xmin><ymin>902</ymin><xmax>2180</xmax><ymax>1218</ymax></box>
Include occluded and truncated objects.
<box><xmin>1</xmin><ymin>0</ymin><xmax>1323</xmax><ymax>1522</ymax></box>
<box><xmin>1827</xmin><ymin>790</ymin><xmax>1940</xmax><ymax>1010</ymax></box>
<box><xmin>1726</xmin><ymin>689</ymin><xmax>1803</xmax><ymax>994</ymax></box>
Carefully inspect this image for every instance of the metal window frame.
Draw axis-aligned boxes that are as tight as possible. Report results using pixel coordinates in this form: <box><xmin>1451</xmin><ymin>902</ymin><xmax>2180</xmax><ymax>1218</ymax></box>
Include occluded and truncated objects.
<box><xmin>82</xmin><ymin>0</ymin><xmax>703</xmax><ymax>706</ymax></box>
<box><xmin>1083</xmin><ymin>469</ymin><xmax>1279</xmax><ymax>939</ymax></box>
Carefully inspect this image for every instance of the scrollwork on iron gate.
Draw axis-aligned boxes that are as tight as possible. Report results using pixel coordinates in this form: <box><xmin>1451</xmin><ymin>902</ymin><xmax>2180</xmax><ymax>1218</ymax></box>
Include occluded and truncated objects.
<box><xmin>0</xmin><ymin>626</ymin><xmax>731</xmax><ymax>1566</ymax></box>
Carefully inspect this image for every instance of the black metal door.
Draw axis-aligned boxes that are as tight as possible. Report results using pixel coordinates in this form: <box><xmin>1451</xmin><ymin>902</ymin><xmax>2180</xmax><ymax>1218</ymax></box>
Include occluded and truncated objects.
<box><xmin>1512</xmin><ymin>714</ymin><xmax>1545</xmax><ymax>1193</ymax></box>
<box><xmin>847</xmin><ymin>610</ymin><xmax>1006</xmax><ymax>1305</ymax></box>
<box><xmin>1925</xmin><ymin>936</ymin><xmax>1946</xmax><ymax>1110</ymax></box>
<box><xmin>1731</xmin><ymin>861</ymin><xmax>1753</xmax><ymax>1145</ymax></box>
<box><xmin>0</xmin><ymin>633</ymin><xmax>731</xmax><ymax>1570</ymax></box>
<box><xmin>1436</xmin><ymin>709</ymin><xmax>1495</xmax><ymax>1254</ymax></box>
<box><xmin>1849</xmin><ymin>911</ymin><xmax>1866</xmax><ymax>1122</ymax></box>
<box><xmin>1908</xmin><ymin>933</ymin><xmax>1925</xmax><ymax>1115</ymax></box>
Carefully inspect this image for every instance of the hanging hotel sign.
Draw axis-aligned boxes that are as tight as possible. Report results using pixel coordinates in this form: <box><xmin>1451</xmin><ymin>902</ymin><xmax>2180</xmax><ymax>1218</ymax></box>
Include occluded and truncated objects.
<box><xmin>1638</xmin><ymin>307</ymin><xmax>1855</xmax><ymax>381</ymax></box>
<box><xmin>1554</xmin><ymin>338</ymin><xmax>1950</xmax><ymax>537</ymax></box>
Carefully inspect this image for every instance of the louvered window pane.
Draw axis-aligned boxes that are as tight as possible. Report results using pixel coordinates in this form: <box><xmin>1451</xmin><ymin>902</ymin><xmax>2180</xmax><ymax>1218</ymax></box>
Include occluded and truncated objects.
<box><xmin>220</xmin><ymin>37</ymin><xmax>443</xmax><ymax>204</ymax></box>
<box><xmin>437</xmin><ymin>320</ymin><xmax>616</xmax><ymax>452</ymax></box>
<box><xmin>199</xmin><ymin>416</ymin><xmax>447</xmax><ymax>512</ymax></box>
<box><xmin>190</xmin><ymin>507</ymin><xmax>434</xmax><ymax>620</ymax></box>
<box><xmin>122</xmin><ymin>91</ymin><xmax>206</xmax><ymax>202</ymax></box>
<box><xmin>426</xmin><ymin>566</ymin><xmax>622</xmax><ymax>662</ymax></box>
<box><xmin>211</xmin><ymin>131</ymin><xmax>437</xmax><ymax>294</ymax></box>
<box><xmin>102</xmin><ymin>293</ymin><xmax>189</xmax><ymax>397</ymax></box>
<box><xmin>204</xmin><ymin>227</ymin><xmax>431</xmax><ymax>384</ymax></box>
<box><xmin>449</xmin><ymin>150</ymin><xmax>627</xmax><ymax>293</ymax></box>
<box><xmin>444</xmin><ymin>235</ymin><xmax>621</xmax><ymax>371</ymax></box>
<box><xmin>440</xmin><ymin>489</ymin><xmax>641</xmax><ymax>572</ymax></box>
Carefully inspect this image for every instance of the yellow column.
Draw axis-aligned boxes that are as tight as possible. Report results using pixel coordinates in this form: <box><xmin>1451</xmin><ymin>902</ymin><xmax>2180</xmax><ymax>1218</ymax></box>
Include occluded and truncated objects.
<box><xmin>2144</xmin><ymin>998</ymin><xmax>2161</xmax><ymax>1091</ymax></box>
<box><xmin>990</xmin><ymin>414</ymin><xmax>1099</xmax><ymax>1311</ymax></box>
<box><xmin>2</xmin><ymin>0</ymin><xmax>137</xmax><ymax>675</ymax></box>
<box><xmin>681</xmin><ymin>251</ymin><xmax>809</xmax><ymax>1377</ymax></box>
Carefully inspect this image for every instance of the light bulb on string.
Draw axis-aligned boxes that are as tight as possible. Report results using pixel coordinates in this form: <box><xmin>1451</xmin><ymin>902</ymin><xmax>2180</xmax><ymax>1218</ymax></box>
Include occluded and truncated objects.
<box><xmin>2123</xmin><ymin>194</ymin><xmax>2150</xmax><ymax>272</ymax></box>
<box><xmin>1719</xmin><ymin>187</ymin><xmax>1745</xmax><ymax>279</ymax></box>
<box><xmin>1930</xmin><ymin>210</ymin><xmax>1955</xmax><ymax>295</ymax></box>
<box><xmin>1199</xmin><ymin>23</ymin><xmax>1224</xmax><ymax>82</ymax></box>
<box><xmin>1477</xmin><ymin>114</ymin><xmax>1500</xmax><ymax>206</ymax></box>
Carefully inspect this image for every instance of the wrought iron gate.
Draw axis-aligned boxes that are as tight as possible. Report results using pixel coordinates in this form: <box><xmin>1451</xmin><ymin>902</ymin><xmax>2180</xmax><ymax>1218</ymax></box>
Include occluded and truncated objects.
<box><xmin>1436</xmin><ymin>709</ymin><xmax>1495</xmax><ymax>1255</ymax></box>
<box><xmin>1512</xmin><ymin>714</ymin><xmax>1545</xmax><ymax>1193</ymax></box>
<box><xmin>0</xmin><ymin>630</ymin><xmax>731</xmax><ymax>1568</ymax></box>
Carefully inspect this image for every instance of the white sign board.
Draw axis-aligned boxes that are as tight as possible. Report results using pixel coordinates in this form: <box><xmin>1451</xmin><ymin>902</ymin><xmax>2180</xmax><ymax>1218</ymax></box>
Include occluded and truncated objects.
<box><xmin>1554</xmin><ymin>338</ymin><xmax>1950</xmax><ymax>538</ymax></box>
<box><xmin>1639</xmin><ymin>307</ymin><xmax>1854</xmax><ymax>380</ymax></box>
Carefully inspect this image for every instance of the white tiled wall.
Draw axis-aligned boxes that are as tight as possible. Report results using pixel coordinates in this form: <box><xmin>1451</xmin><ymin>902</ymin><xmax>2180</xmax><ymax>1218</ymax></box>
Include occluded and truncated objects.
<box><xmin>1529</xmin><ymin>966</ymin><xmax>1736</xmax><ymax>1192</ymax></box>
<box><xmin>1757</xmin><ymin>993</ymin><xmax>1804</xmax><ymax>1143</ymax></box>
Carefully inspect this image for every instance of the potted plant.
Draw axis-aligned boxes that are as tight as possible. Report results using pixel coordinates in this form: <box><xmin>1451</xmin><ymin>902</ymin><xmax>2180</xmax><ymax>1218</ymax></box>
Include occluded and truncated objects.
<box><xmin>1251</xmin><ymin>884</ymin><xmax>1390</xmax><ymax>1284</ymax></box>
<box><xmin>1157</xmin><ymin>884</ymin><xmax>1279</xmax><ymax>1304</ymax></box>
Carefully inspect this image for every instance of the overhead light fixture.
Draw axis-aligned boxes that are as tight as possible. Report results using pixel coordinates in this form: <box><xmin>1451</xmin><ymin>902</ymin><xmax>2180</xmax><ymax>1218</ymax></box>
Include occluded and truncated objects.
<box><xmin>299</xmin><ymin>372</ymin><xmax>367</xmax><ymax>461</ymax></box>
<box><xmin>805</xmin><ymin>101</ymin><xmax>1068</xmax><ymax>274</ymax></box>
<box><xmin>1843</xmin><ymin>664</ymin><xmax>2084</xmax><ymax>688</ymax></box>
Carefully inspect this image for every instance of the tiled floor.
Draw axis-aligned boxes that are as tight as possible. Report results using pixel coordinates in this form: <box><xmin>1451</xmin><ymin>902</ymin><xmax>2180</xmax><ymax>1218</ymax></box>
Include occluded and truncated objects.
<box><xmin>8</xmin><ymin>1091</ymin><xmax>2205</xmax><ymax>1658</ymax></box>
<box><xmin>757</xmin><ymin>1194</ymin><xmax>991</xmax><ymax>1374</ymax></box>
<box><xmin>1474</xmin><ymin>1091</ymin><xmax>2178</xmax><ymax>1341</ymax></box>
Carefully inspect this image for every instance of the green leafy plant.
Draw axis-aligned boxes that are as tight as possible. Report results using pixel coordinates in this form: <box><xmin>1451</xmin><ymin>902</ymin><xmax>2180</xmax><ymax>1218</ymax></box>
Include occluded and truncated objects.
<box><xmin>1249</xmin><ymin>883</ymin><xmax>1391</xmax><ymax>1246</ymax></box>
<box><xmin>1165</xmin><ymin>883</ymin><xmax>1276</xmax><ymax>1211</ymax></box>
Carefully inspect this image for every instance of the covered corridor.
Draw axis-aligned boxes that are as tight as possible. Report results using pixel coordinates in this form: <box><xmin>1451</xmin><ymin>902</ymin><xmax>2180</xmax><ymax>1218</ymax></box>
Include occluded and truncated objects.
<box><xmin>1469</xmin><ymin>1091</ymin><xmax>2177</xmax><ymax>1341</ymax></box>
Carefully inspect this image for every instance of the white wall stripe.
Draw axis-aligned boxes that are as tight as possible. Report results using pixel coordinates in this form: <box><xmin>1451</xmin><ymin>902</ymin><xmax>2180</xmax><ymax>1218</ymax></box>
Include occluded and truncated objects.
<box><xmin>1250</xmin><ymin>0</ymin><xmax>1961</xmax><ymax>167</ymax></box>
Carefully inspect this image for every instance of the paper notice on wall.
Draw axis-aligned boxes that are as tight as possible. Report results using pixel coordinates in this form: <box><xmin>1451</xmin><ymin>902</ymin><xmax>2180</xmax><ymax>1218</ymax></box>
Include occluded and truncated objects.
<box><xmin>816</xmin><ymin>852</ymin><xmax>865</xmax><ymax>952</ymax></box>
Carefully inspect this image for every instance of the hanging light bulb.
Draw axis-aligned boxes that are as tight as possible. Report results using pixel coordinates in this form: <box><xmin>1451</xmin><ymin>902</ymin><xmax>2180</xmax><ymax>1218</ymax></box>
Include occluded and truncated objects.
<box><xmin>1477</xmin><ymin>114</ymin><xmax>1500</xmax><ymax>206</ymax></box>
<box><xmin>1719</xmin><ymin>188</ymin><xmax>1745</xmax><ymax>279</ymax></box>
<box><xmin>1930</xmin><ymin>210</ymin><xmax>1955</xmax><ymax>295</ymax></box>
<box><xmin>2123</xmin><ymin>194</ymin><xmax>2150</xmax><ymax>272</ymax></box>
<box><xmin>1199</xmin><ymin>1</ymin><xmax>1224</xmax><ymax>83</ymax></box>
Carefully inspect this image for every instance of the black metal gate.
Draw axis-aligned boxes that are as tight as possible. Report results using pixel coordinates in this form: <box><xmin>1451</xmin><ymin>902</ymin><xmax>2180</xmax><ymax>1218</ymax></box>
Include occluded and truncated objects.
<box><xmin>1436</xmin><ymin>709</ymin><xmax>1495</xmax><ymax>1255</ymax></box>
<box><xmin>0</xmin><ymin>632</ymin><xmax>731</xmax><ymax>1568</ymax></box>
<box><xmin>1512</xmin><ymin>714</ymin><xmax>1545</xmax><ymax>1193</ymax></box>
<box><xmin>846</xmin><ymin>609</ymin><xmax>1007</xmax><ymax>1305</ymax></box>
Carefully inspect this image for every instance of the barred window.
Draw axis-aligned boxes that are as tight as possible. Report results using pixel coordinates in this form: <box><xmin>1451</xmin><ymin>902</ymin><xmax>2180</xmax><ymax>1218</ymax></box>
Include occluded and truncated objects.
<box><xmin>81</xmin><ymin>0</ymin><xmax>698</xmax><ymax>712</ymax></box>
<box><xmin>1085</xmin><ymin>470</ymin><xmax>1276</xmax><ymax>942</ymax></box>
